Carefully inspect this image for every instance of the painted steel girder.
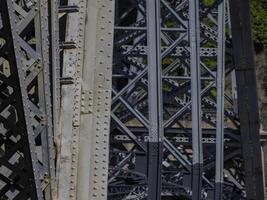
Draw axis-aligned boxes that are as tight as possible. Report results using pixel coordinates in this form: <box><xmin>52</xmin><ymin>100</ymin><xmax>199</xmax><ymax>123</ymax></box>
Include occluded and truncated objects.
<box><xmin>56</xmin><ymin>0</ymin><xmax>115</xmax><ymax>199</ymax></box>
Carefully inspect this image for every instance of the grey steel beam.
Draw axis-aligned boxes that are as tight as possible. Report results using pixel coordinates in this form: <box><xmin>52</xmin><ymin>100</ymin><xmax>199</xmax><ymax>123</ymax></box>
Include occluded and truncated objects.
<box><xmin>56</xmin><ymin>0</ymin><xmax>89</xmax><ymax>199</ymax></box>
<box><xmin>147</xmin><ymin>0</ymin><xmax>163</xmax><ymax>199</ymax></box>
<box><xmin>49</xmin><ymin>0</ymin><xmax>60</xmax><ymax>152</ymax></box>
<box><xmin>189</xmin><ymin>0</ymin><xmax>203</xmax><ymax>199</ymax></box>
<box><xmin>58</xmin><ymin>0</ymin><xmax>114</xmax><ymax>199</ymax></box>
<box><xmin>58</xmin><ymin>5</ymin><xmax>79</xmax><ymax>13</ymax></box>
<box><xmin>57</xmin><ymin>0</ymin><xmax>81</xmax><ymax>198</ymax></box>
<box><xmin>215</xmin><ymin>0</ymin><xmax>226</xmax><ymax>199</ymax></box>
<box><xmin>75</xmin><ymin>0</ymin><xmax>115</xmax><ymax>199</ymax></box>
<box><xmin>37</xmin><ymin>1</ymin><xmax>56</xmax><ymax>198</ymax></box>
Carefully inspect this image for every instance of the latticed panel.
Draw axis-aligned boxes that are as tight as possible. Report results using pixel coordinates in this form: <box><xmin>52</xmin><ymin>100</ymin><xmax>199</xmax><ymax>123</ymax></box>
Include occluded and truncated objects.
<box><xmin>0</xmin><ymin>2</ymin><xmax>38</xmax><ymax>199</ymax></box>
<box><xmin>0</xmin><ymin>0</ymin><xmax>55</xmax><ymax>199</ymax></box>
<box><xmin>108</xmin><ymin>0</ymin><xmax>247</xmax><ymax>199</ymax></box>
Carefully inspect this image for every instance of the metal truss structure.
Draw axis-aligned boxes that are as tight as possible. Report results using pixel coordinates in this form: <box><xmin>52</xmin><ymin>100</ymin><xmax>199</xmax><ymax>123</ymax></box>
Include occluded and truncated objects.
<box><xmin>108</xmin><ymin>0</ymin><xmax>264</xmax><ymax>199</ymax></box>
<box><xmin>0</xmin><ymin>0</ymin><xmax>55</xmax><ymax>199</ymax></box>
<box><xmin>0</xmin><ymin>0</ymin><xmax>265</xmax><ymax>200</ymax></box>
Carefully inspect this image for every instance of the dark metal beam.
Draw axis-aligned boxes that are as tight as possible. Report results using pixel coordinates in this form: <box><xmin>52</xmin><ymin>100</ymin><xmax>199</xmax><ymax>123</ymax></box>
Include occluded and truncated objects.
<box><xmin>189</xmin><ymin>0</ymin><xmax>203</xmax><ymax>199</ymax></box>
<box><xmin>229</xmin><ymin>0</ymin><xmax>264</xmax><ymax>199</ymax></box>
<box><xmin>215</xmin><ymin>0</ymin><xmax>226</xmax><ymax>199</ymax></box>
<box><xmin>147</xmin><ymin>0</ymin><xmax>163</xmax><ymax>199</ymax></box>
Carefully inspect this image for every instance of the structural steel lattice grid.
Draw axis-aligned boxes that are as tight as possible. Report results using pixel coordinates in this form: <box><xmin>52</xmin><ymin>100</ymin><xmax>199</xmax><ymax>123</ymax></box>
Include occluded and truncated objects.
<box><xmin>0</xmin><ymin>0</ymin><xmax>265</xmax><ymax>199</ymax></box>
<box><xmin>108</xmin><ymin>0</ymin><xmax>263</xmax><ymax>199</ymax></box>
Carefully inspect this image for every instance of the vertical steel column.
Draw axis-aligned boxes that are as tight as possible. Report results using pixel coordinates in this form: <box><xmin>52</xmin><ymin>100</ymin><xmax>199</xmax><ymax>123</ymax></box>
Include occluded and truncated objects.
<box><xmin>57</xmin><ymin>0</ymin><xmax>81</xmax><ymax>199</ymax></box>
<box><xmin>147</xmin><ymin>0</ymin><xmax>163</xmax><ymax>199</ymax></box>
<box><xmin>75</xmin><ymin>0</ymin><xmax>115</xmax><ymax>199</ymax></box>
<box><xmin>57</xmin><ymin>0</ymin><xmax>87</xmax><ymax>199</ymax></box>
<box><xmin>49</xmin><ymin>0</ymin><xmax>60</xmax><ymax>144</ymax></box>
<box><xmin>38</xmin><ymin>1</ymin><xmax>56</xmax><ymax>198</ymax></box>
<box><xmin>215</xmin><ymin>0</ymin><xmax>226</xmax><ymax>199</ymax></box>
<box><xmin>189</xmin><ymin>0</ymin><xmax>203</xmax><ymax>199</ymax></box>
<box><xmin>229</xmin><ymin>0</ymin><xmax>264</xmax><ymax>199</ymax></box>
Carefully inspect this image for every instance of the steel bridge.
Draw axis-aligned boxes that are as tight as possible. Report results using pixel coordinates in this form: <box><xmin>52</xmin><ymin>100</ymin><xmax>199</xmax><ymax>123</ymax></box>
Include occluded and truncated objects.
<box><xmin>0</xmin><ymin>0</ymin><xmax>265</xmax><ymax>199</ymax></box>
